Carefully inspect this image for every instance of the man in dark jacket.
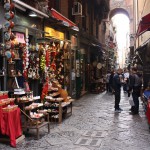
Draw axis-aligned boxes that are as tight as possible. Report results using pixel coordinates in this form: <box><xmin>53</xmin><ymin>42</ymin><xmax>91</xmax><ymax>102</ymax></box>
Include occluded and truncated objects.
<box><xmin>109</xmin><ymin>71</ymin><xmax>114</xmax><ymax>93</ymax></box>
<box><xmin>129</xmin><ymin>67</ymin><xmax>142</xmax><ymax>114</ymax></box>
<box><xmin>113</xmin><ymin>68</ymin><xmax>123</xmax><ymax>112</ymax></box>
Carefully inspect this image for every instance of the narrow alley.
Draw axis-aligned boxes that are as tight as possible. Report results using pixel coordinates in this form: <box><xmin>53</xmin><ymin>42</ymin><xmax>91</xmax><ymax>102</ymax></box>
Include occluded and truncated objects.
<box><xmin>1</xmin><ymin>90</ymin><xmax>150</xmax><ymax>150</ymax></box>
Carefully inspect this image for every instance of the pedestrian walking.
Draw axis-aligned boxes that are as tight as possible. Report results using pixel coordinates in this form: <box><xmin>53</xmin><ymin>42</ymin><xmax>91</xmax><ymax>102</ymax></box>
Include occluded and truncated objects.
<box><xmin>113</xmin><ymin>68</ymin><xmax>123</xmax><ymax>112</ymax></box>
<box><xmin>129</xmin><ymin>67</ymin><xmax>142</xmax><ymax>115</ymax></box>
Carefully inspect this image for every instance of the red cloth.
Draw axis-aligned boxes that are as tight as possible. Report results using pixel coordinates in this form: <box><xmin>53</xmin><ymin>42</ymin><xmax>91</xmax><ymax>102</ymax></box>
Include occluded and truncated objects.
<box><xmin>0</xmin><ymin>94</ymin><xmax>8</xmax><ymax>100</ymax></box>
<box><xmin>145</xmin><ymin>102</ymin><xmax>150</xmax><ymax>124</ymax></box>
<box><xmin>1</xmin><ymin>108</ymin><xmax>22</xmax><ymax>147</ymax></box>
<box><xmin>0</xmin><ymin>106</ymin><xmax>2</xmax><ymax>133</ymax></box>
<box><xmin>41</xmin><ymin>82</ymin><xmax>48</xmax><ymax>100</ymax></box>
<box><xmin>0</xmin><ymin>101</ymin><xmax>14</xmax><ymax>133</ymax></box>
<box><xmin>51</xmin><ymin>8</ymin><xmax>76</xmax><ymax>27</ymax></box>
<box><xmin>0</xmin><ymin>104</ymin><xmax>8</xmax><ymax>133</ymax></box>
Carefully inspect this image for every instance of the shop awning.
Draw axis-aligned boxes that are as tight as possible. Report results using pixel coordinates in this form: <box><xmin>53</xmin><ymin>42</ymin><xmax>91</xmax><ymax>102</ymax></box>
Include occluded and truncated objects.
<box><xmin>51</xmin><ymin>8</ymin><xmax>79</xmax><ymax>31</ymax></box>
<box><xmin>136</xmin><ymin>13</ymin><xmax>150</xmax><ymax>37</ymax></box>
<box><xmin>12</xmin><ymin>0</ymin><xmax>49</xmax><ymax>18</ymax></box>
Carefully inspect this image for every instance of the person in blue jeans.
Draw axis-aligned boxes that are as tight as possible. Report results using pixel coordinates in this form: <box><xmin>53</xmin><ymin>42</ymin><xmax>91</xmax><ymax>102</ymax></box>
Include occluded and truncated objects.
<box><xmin>113</xmin><ymin>68</ymin><xmax>123</xmax><ymax>112</ymax></box>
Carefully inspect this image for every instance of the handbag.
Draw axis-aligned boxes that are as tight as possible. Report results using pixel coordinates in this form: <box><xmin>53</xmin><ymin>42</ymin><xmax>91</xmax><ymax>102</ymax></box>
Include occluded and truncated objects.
<box><xmin>129</xmin><ymin>96</ymin><xmax>134</xmax><ymax>106</ymax></box>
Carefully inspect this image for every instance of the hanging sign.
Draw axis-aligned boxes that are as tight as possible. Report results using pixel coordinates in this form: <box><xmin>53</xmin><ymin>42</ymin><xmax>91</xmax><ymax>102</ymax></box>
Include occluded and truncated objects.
<box><xmin>15</xmin><ymin>32</ymin><xmax>25</xmax><ymax>43</ymax></box>
<box><xmin>44</xmin><ymin>27</ymin><xmax>64</xmax><ymax>40</ymax></box>
<box><xmin>71</xmin><ymin>35</ymin><xmax>77</xmax><ymax>48</ymax></box>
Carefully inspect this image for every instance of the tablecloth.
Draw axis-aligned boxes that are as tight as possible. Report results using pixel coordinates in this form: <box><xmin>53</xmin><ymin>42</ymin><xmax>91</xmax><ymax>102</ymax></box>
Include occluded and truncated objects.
<box><xmin>0</xmin><ymin>108</ymin><xmax>22</xmax><ymax>147</ymax></box>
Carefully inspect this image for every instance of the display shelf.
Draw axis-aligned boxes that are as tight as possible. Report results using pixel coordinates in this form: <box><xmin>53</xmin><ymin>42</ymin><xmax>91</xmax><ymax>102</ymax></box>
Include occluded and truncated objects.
<box><xmin>45</xmin><ymin>96</ymin><xmax>62</xmax><ymax>123</ymax></box>
<box><xmin>44</xmin><ymin>93</ymin><xmax>73</xmax><ymax>123</ymax></box>
<box><xmin>25</xmin><ymin>103</ymin><xmax>43</xmax><ymax>111</ymax></box>
<box><xmin>49</xmin><ymin>92</ymin><xmax>60</xmax><ymax>97</ymax></box>
<box><xmin>17</xmin><ymin>95</ymin><xmax>50</xmax><ymax>139</ymax></box>
<box><xmin>21</xmin><ymin>111</ymin><xmax>50</xmax><ymax>139</ymax></box>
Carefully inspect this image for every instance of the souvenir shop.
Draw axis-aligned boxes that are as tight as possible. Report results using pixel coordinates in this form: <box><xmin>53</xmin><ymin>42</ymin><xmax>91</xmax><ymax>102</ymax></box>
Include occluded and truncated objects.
<box><xmin>0</xmin><ymin>1</ymin><xmax>75</xmax><ymax>147</ymax></box>
<box><xmin>76</xmin><ymin>32</ymin><xmax>106</xmax><ymax>97</ymax></box>
<box><xmin>89</xmin><ymin>44</ymin><xmax>106</xmax><ymax>94</ymax></box>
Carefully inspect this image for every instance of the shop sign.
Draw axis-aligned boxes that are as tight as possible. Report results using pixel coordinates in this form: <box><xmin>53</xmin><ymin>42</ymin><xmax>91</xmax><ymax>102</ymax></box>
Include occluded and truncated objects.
<box><xmin>44</xmin><ymin>27</ymin><xmax>64</xmax><ymax>40</ymax></box>
<box><xmin>15</xmin><ymin>32</ymin><xmax>25</xmax><ymax>43</ymax></box>
<box><xmin>71</xmin><ymin>35</ymin><xmax>77</xmax><ymax>48</ymax></box>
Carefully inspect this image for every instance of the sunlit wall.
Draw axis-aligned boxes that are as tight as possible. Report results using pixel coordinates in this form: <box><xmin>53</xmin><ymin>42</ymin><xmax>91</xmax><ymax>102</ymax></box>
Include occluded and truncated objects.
<box><xmin>111</xmin><ymin>14</ymin><xmax>130</xmax><ymax>68</ymax></box>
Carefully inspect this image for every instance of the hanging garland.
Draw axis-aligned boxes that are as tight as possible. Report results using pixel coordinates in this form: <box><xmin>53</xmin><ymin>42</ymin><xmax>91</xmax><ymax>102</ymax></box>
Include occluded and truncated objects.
<box><xmin>4</xmin><ymin>0</ymin><xmax>15</xmax><ymax>62</ymax></box>
<box><xmin>22</xmin><ymin>29</ymin><xmax>29</xmax><ymax>80</ymax></box>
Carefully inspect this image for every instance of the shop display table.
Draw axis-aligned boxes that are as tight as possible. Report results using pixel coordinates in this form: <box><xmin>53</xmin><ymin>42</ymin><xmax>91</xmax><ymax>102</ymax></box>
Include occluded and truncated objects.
<box><xmin>17</xmin><ymin>96</ymin><xmax>50</xmax><ymax>139</ymax></box>
<box><xmin>22</xmin><ymin>112</ymin><xmax>50</xmax><ymax>140</ymax></box>
<box><xmin>0</xmin><ymin>107</ymin><xmax>22</xmax><ymax>147</ymax></box>
<box><xmin>0</xmin><ymin>98</ymin><xmax>15</xmax><ymax>133</ymax></box>
<box><xmin>45</xmin><ymin>96</ymin><xmax>74</xmax><ymax>123</ymax></box>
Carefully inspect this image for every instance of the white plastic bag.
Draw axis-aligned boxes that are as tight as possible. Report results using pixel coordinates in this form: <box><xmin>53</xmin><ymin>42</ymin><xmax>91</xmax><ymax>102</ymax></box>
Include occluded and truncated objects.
<box><xmin>129</xmin><ymin>96</ymin><xmax>134</xmax><ymax>106</ymax></box>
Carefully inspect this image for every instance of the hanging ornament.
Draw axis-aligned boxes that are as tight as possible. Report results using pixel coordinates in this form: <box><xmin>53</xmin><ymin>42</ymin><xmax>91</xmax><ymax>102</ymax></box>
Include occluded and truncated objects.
<box><xmin>5</xmin><ymin>50</ymin><xmax>11</xmax><ymax>59</ymax></box>
<box><xmin>46</xmin><ymin>49</ymin><xmax>50</xmax><ymax>67</ymax></box>
<box><xmin>40</xmin><ymin>55</ymin><xmax>46</xmax><ymax>71</ymax></box>
<box><xmin>4</xmin><ymin>20</ymin><xmax>14</xmax><ymax>29</ymax></box>
<box><xmin>11</xmin><ymin>50</ymin><xmax>15</xmax><ymax>59</ymax></box>
<box><xmin>4</xmin><ymin>2</ymin><xmax>14</xmax><ymax>11</ymax></box>
<box><xmin>5</xmin><ymin>41</ymin><xmax>11</xmax><ymax>49</ymax></box>
<box><xmin>4</xmin><ymin>0</ymin><xmax>15</xmax><ymax>60</ymax></box>
<box><xmin>4</xmin><ymin>11</ymin><xmax>14</xmax><ymax>20</ymax></box>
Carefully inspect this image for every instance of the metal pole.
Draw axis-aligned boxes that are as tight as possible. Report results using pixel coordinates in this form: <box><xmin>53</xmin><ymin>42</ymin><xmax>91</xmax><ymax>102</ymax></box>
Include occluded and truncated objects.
<box><xmin>2</xmin><ymin>27</ymin><xmax>7</xmax><ymax>90</ymax></box>
<box><xmin>137</xmin><ymin>0</ymin><xmax>139</xmax><ymax>47</ymax></box>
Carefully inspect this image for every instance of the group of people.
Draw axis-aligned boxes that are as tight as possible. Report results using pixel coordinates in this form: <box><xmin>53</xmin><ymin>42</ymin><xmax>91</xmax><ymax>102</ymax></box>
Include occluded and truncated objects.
<box><xmin>106</xmin><ymin>67</ymin><xmax>142</xmax><ymax>114</ymax></box>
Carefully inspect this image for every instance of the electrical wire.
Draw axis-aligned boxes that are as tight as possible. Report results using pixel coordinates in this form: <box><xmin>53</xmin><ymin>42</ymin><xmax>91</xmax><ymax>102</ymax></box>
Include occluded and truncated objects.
<box><xmin>140</xmin><ymin>0</ymin><xmax>147</xmax><ymax>18</ymax></box>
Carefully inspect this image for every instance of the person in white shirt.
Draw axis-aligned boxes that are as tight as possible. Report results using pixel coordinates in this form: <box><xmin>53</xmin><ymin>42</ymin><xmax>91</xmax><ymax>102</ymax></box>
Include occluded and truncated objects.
<box><xmin>123</xmin><ymin>69</ymin><xmax>129</xmax><ymax>92</ymax></box>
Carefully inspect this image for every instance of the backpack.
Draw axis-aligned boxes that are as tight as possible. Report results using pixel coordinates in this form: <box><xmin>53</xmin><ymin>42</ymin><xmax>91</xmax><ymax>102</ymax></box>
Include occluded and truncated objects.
<box><xmin>133</xmin><ymin>74</ymin><xmax>142</xmax><ymax>87</ymax></box>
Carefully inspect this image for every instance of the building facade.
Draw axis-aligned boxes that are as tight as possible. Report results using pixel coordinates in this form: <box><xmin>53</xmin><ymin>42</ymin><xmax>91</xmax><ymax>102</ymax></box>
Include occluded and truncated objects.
<box><xmin>0</xmin><ymin>0</ymin><xmax>110</xmax><ymax>98</ymax></box>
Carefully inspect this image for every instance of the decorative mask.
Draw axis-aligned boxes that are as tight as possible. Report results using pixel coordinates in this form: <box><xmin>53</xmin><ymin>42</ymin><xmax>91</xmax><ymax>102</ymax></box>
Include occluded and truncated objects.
<box><xmin>4</xmin><ymin>3</ymin><xmax>14</xmax><ymax>11</ymax></box>
<box><xmin>4</xmin><ymin>11</ymin><xmax>14</xmax><ymax>20</ymax></box>
<box><xmin>4</xmin><ymin>21</ymin><xmax>14</xmax><ymax>29</ymax></box>
<box><xmin>5</xmin><ymin>50</ymin><xmax>12</xmax><ymax>59</ymax></box>
<box><xmin>4</xmin><ymin>32</ymin><xmax>11</xmax><ymax>41</ymax></box>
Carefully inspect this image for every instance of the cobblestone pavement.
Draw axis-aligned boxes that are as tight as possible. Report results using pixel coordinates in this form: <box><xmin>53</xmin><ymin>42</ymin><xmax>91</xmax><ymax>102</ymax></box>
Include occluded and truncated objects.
<box><xmin>1</xmin><ymin>90</ymin><xmax>150</xmax><ymax>150</ymax></box>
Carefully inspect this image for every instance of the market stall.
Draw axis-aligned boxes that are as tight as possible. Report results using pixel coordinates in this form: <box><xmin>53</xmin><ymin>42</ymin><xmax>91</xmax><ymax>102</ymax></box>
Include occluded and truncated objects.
<box><xmin>0</xmin><ymin>0</ymin><xmax>74</xmax><ymax>147</ymax></box>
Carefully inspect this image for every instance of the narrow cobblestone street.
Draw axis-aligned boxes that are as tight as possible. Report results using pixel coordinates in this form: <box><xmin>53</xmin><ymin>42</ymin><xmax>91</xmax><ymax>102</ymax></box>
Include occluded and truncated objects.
<box><xmin>1</xmin><ymin>90</ymin><xmax>150</xmax><ymax>150</ymax></box>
